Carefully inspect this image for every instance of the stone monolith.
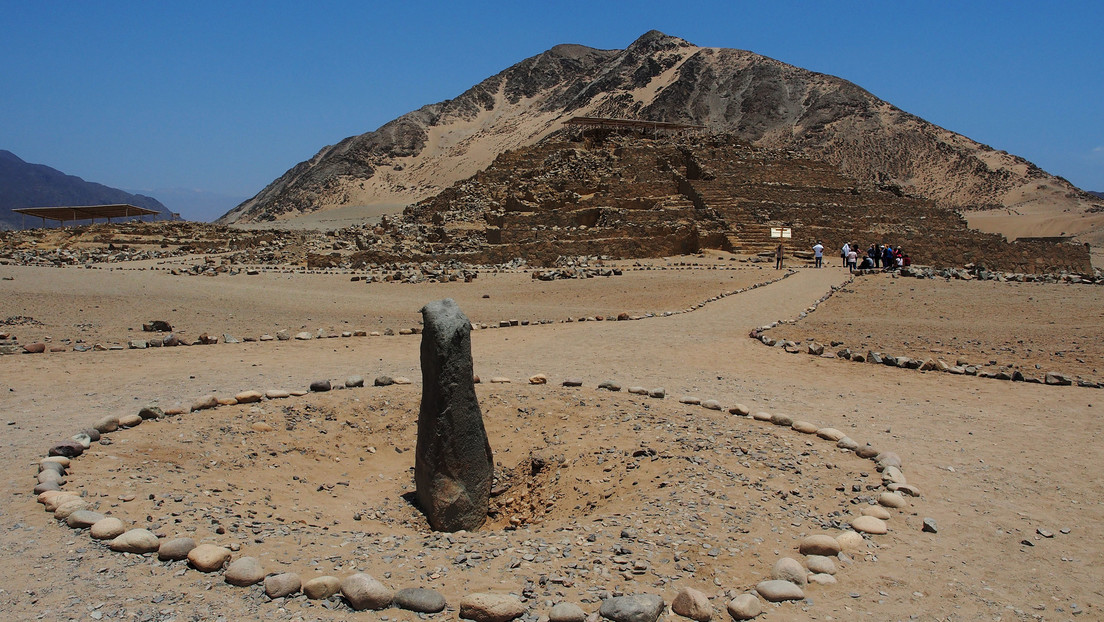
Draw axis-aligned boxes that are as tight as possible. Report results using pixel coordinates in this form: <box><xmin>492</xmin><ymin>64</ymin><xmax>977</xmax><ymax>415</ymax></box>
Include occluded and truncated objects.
<box><xmin>415</xmin><ymin>299</ymin><xmax>493</xmax><ymax>531</ymax></box>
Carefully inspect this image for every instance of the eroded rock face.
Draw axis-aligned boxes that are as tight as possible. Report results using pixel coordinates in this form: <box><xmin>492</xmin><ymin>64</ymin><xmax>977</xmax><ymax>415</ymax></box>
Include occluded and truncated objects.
<box><xmin>415</xmin><ymin>299</ymin><xmax>493</xmax><ymax>532</ymax></box>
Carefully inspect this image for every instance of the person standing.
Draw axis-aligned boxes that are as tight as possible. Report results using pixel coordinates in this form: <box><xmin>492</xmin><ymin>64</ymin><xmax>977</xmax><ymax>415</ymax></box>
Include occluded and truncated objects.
<box><xmin>812</xmin><ymin>241</ymin><xmax>824</xmax><ymax>268</ymax></box>
<box><xmin>841</xmin><ymin>242</ymin><xmax>850</xmax><ymax>267</ymax></box>
<box><xmin>846</xmin><ymin>246</ymin><xmax>858</xmax><ymax>272</ymax></box>
<box><xmin>775</xmin><ymin>243</ymin><xmax>784</xmax><ymax>269</ymax></box>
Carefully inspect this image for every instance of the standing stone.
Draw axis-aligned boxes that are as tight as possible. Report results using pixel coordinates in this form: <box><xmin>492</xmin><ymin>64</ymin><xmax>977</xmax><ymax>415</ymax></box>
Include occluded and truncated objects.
<box><xmin>415</xmin><ymin>299</ymin><xmax>493</xmax><ymax>532</ymax></box>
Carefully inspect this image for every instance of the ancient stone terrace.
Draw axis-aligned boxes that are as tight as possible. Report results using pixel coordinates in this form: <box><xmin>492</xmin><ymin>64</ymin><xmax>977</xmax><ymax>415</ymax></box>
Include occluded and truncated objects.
<box><xmin>391</xmin><ymin>134</ymin><xmax>1090</xmax><ymax>272</ymax></box>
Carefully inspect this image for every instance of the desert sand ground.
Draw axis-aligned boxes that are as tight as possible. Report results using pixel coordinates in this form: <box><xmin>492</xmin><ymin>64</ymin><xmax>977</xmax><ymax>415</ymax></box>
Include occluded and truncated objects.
<box><xmin>1</xmin><ymin>257</ymin><xmax>1102</xmax><ymax>622</ymax></box>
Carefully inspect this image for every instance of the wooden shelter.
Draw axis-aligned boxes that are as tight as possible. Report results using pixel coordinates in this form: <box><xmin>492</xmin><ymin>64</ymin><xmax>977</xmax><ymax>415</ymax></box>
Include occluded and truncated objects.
<box><xmin>12</xmin><ymin>204</ymin><xmax>159</xmax><ymax>228</ymax></box>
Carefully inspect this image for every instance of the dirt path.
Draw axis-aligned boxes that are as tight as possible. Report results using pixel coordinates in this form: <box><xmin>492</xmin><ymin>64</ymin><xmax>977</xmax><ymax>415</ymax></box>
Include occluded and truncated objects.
<box><xmin>2</xmin><ymin>265</ymin><xmax>1101</xmax><ymax>621</ymax></box>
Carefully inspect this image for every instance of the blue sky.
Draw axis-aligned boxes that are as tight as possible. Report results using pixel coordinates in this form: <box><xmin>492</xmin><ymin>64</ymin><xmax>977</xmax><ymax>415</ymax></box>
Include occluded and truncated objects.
<box><xmin>2</xmin><ymin>1</ymin><xmax>1102</xmax><ymax>220</ymax></box>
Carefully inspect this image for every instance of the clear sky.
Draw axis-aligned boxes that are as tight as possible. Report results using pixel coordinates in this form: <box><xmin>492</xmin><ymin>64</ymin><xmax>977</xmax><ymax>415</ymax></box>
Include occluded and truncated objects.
<box><xmin>2</xmin><ymin>1</ymin><xmax>1101</xmax><ymax>220</ymax></box>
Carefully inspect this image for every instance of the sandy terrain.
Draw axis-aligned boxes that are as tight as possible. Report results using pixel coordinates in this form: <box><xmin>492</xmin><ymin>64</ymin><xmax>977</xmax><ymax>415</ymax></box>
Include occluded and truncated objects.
<box><xmin>2</xmin><ymin>260</ymin><xmax>1102</xmax><ymax>621</ymax></box>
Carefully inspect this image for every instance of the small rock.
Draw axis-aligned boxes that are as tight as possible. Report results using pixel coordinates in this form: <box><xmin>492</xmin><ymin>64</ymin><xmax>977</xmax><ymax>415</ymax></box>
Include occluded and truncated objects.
<box><xmin>225</xmin><ymin>556</ymin><xmax>265</xmax><ymax>586</ymax></box>
<box><xmin>598</xmin><ymin>594</ymin><xmax>664</xmax><ymax>622</ymax></box>
<box><xmin>89</xmin><ymin>517</ymin><xmax>126</xmax><ymax>539</ymax></box>
<box><xmin>648</xmin><ymin>388</ymin><xmax>665</xmax><ymax>398</ymax></box>
<box><xmin>549</xmin><ymin>602</ymin><xmax>587</xmax><ymax>622</ymax></box>
<box><xmin>726</xmin><ymin>594</ymin><xmax>761</xmax><ymax>620</ymax></box>
<box><xmin>190</xmin><ymin>395</ymin><xmax>219</xmax><ymax>412</ymax></box>
<box><xmin>109</xmin><ymin>528</ymin><xmax>160</xmax><ymax>554</ymax></box>
<box><xmin>94</xmin><ymin>416</ymin><xmax>120</xmax><ymax>433</ymax></box>
<box><xmin>922</xmin><ymin>518</ymin><xmax>939</xmax><ymax>533</ymax></box>
<box><xmin>345</xmin><ymin>376</ymin><xmax>365</xmax><ymax>388</ymax></box>
<box><xmin>701</xmin><ymin>399</ymin><xmax>722</xmax><ymax>411</ymax></box>
<box><xmin>234</xmin><ymin>391</ymin><xmax>263</xmax><ymax>404</ymax></box>
<box><xmin>771</xmin><ymin>557</ymin><xmax>807</xmax><ymax>586</ymax></box>
<box><xmin>374</xmin><ymin>375</ymin><xmax>395</xmax><ymax>387</ymax></box>
<box><xmin>836</xmin><ymin>530</ymin><xmax>864</xmax><ymax>551</ymax></box>
<box><xmin>264</xmin><ymin>572</ymin><xmax>302</xmax><ymax>598</ymax></box>
<box><xmin>529</xmin><ymin>374</ymin><xmax>548</xmax><ymax>385</ymax></box>
<box><xmin>341</xmin><ymin>573</ymin><xmax>393</xmax><ymax>610</ymax></box>
<box><xmin>265</xmin><ymin>389</ymin><xmax>291</xmax><ymax>399</ymax></box>
<box><xmin>118</xmin><ymin>413</ymin><xmax>142</xmax><ymax>427</ymax></box>
<box><xmin>799</xmin><ymin>534</ymin><xmax>842</xmax><ymax>556</ymax></box>
<box><xmin>808</xmin><ymin>573</ymin><xmax>837</xmax><ymax>585</ymax></box>
<box><xmin>309</xmin><ymin>379</ymin><xmax>331</xmax><ymax>392</ymax></box>
<box><xmin>394</xmin><ymin>587</ymin><xmax>447</xmax><ymax>613</ymax></box>
<box><xmin>770</xmin><ymin>413</ymin><xmax>793</xmax><ymax>426</ymax></box>
<box><xmin>303</xmin><ymin>575</ymin><xmax>341</xmax><ymax>600</ymax></box>
<box><xmin>188</xmin><ymin>544</ymin><xmax>231</xmax><ymax>571</ymax></box>
<box><xmin>460</xmin><ymin>592</ymin><xmax>528</xmax><ymax>622</ymax></box>
<box><xmin>598</xmin><ymin>381</ymin><xmax>622</xmax><ymax>392</ymax></box>
<box><xmin>671</xmin><ymin>586</ymin><xmax>711</xmax><ymax>621</ymax></box>
<box><xmin>294</xmin><ymin>331</ymin><xmax>313</xmax><ymax>340</ymax></box>
<box><xmin>861</xmin><ymin>506</ymin><xmax>892</xmax><ymax>520</ymax></box>
<box><xmin>851</xmin><ymin>515</ymin><xmax>888</xmax><ymax>535</ymax></box>
<box><xmin>815</xmin><ymin>427</ymin><xmax>845</xmax><ymax>441</ymax></box>
<box><xmin>805</xmin><ymin>555</ymin><xmax>837</xmax><ymax>575</ymax></box>
<box><xmin>138</xmin><ymin>406</ymin><xmax>164</xmax><ymax>420</ymax></box>
<box><xmin>755</xmin><ymin>580</ymin><xmax>804</xmax><ymax>602</ymax></box>
<box><xmin>728</xmin><ymin>404</ymin><xmax>750</xmax><ymax>416</ymax></box>
<box><xmin>791</xmin><ymin>420</ymin><xmax>818</xmax><ymax>434</ymax></box>
<box><xmin>65</xmin><ymin>509</ymin><xmax>106</xmax><ymax>529</ymax></box>
<box><xmin>878</xmin><ymin>492</ymin><xmax>907</xmax><ymax>508</ymax></box>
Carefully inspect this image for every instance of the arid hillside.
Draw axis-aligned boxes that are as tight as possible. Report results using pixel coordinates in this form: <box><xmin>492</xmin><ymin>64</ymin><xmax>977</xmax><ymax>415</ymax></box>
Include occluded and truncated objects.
<box><xmin>218</xmin><ymin>31</ymin><xmax>1102</xmax><ymax>246</ymax></box>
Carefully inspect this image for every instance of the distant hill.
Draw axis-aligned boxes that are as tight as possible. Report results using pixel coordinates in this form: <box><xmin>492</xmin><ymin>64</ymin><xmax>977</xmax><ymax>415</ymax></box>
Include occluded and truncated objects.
<box><xmin>220</xmin><ymin>30</ymin><xmax>1101</xmax><ymax>248</ymax></box>
<box><xmin>1090</xmin><ymin>191</ymin><xmax>1104</xmax><ymax>199</ymax></box>
<box><xmin>124</xmin><ymin>187</ymin><xmax>248</xmax><ymax>223</ymax></box>
<box><xmin>0</xmin><ymin>150</ymin><xmax>169</xmax><ymax>229</ymax></box>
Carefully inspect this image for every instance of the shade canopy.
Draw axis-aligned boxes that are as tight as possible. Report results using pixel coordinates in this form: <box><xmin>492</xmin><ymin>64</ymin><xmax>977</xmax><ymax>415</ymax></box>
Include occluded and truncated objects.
<box><xmin>12</xmin><ymin>204</ymin><xmax>159</xmax><ymax>224</ymax></box>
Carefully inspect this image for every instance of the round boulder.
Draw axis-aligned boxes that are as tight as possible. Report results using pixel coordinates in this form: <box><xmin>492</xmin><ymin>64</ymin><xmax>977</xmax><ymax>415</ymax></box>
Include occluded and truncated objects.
<box><xmin>188</xmin><ymin>544</ymin><xmax>231</xmax><ymax>571</ymax></box>
<box><xmin>549</xmin><ymin>602</ymin><xmax>587</xmax><ymax>622</ymax></box>
<box><xmin>394</xmin><ymin>587</ymin><xmax>447</xmax><ymax>613</ymax></box>
<box><xmin>224</xmin><ymin>556</ymin><xmax>265</xmax><ymax>586</ymax></box>
<box><xmin>90</xmin><ymin>517</ymin><xmax>126</xmax><ymax>539</ymax></box>
<box><xmin>158</xmin><ymin>537</ymin><xmax>196</xmax><ymax>561</ymax></box>
<box><xmin>671</xmin><ymin>586</ymin><xmax>712</xmax><ymax>621</ymax></box>
<box><xmin>460</xmin><ymin>592</ymin><xmax>528</xmax><ymax>622</ymax></box>
<box><xmin>109</xmin><ymin>528</ymin><xmax>160</xmax><ymax>554</ymax></box>
<box><xmin>851</xmin><ymin>515</ymin><xmax>889</xmax><ymax>535</ymax></box>
<box><xmin>772</xmin><ymin>557</ymin><xmax>807</xmax><ymax>586</ymax></box>
<box><xmin>303</xmin><ymin>575</ymin><xmax>341</xmax><ymax>600</ymax></box>
<box><xmin>755</xmin><ymin>580</ymin><xmax>804</xmax><ymax>603</ymax></box>
<box><xmin>264</xmin><ymin>572</ymin><xmax>301</xmax><ymax>598</ymax></box>
<box><xmin>726</xmin><ymin>594</ymin><xmax>761</xmax><ymax>620</ymax></box>
<box><xmin>598</xmin><ymin>594</ymin><xmax>664</xmax><ymax>622</ymax></box>
<box><xmin>798</xmin><ymin>534</ymin><xmax>841</xmax><ymax>556</ymax></box>
<box><xmin>66</xmin><ymin>509</ymin><xmax>106</xmax><ymax>529</ymax></box>
<box><xmin>341</xmin><ymin>573</ymin><xmax>393</xmax><ymax>610</ymax></box>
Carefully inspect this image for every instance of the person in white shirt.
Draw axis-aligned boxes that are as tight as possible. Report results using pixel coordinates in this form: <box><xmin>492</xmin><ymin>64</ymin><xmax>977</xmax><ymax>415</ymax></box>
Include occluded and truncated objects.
<box><xmin>841</xmin><ymin>242</ymin><xmax>850</xmax><ymax>267</ymax></box>
<box><xmin>812</xmin><ymin>241</ymin><xmax>824</xmax><ymax>268</ymax></box>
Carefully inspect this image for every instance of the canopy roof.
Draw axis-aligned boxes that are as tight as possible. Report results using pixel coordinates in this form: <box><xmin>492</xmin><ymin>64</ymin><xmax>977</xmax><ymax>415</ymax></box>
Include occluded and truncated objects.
<box><xmin>12</xmin><ymin>204</ymin><xmax>159</xmax><ymax>223</ymax></box>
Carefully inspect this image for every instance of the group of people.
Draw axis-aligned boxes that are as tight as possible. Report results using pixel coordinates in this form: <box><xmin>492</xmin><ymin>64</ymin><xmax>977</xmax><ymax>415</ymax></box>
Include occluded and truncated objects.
<box><xmin>840</xmin><ymin>242</ymin><xmax>910</xmax><ymax>273</ymax></box>
<box><xmin>774</xmin><ymin>241</ymin><xmax>911</xmax><ymax>272</ymax></box>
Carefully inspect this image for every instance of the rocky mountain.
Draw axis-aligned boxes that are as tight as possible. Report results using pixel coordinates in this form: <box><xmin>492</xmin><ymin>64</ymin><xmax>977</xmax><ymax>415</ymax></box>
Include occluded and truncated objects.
<box><xmin>219</xmin><ymin>31</ymin><xmax>1102</xmax><ymax>246</ymax></box>
<box><xmin>0</xmin><ymin>150</ymin><xmax>169</xmax><ymax>229</ymax></box>
<box><xmin>1090</xmin><ymin>191</ymin><xmax>1104</xmax><ymax>200</ymax></box>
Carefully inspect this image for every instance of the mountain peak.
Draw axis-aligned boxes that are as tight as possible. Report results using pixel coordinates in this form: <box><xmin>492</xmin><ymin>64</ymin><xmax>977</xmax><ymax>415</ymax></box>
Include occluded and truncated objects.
<box><xmin>626</xmin><ymin>30</ymin><xmax>693</xmax><ymax>53</ymax></box>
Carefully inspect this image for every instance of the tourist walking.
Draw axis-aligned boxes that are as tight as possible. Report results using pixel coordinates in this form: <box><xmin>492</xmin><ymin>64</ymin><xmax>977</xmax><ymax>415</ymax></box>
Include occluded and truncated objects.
<box><xmin>775</xmin><ymin>243</ymin><xmax>784</xmax><ymax>269</ymax></box>
<box><xmin>812</xmin><ymin>241</ymin><xmax>824</xmax><ymax>268</ymax></box>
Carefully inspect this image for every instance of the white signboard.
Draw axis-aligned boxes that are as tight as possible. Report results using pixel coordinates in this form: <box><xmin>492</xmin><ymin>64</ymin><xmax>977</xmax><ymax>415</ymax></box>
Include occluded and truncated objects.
<box><xmin>770</xmin><ymin>227</ymin><xmax>792</xmax><ymax>239</ymax></box>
